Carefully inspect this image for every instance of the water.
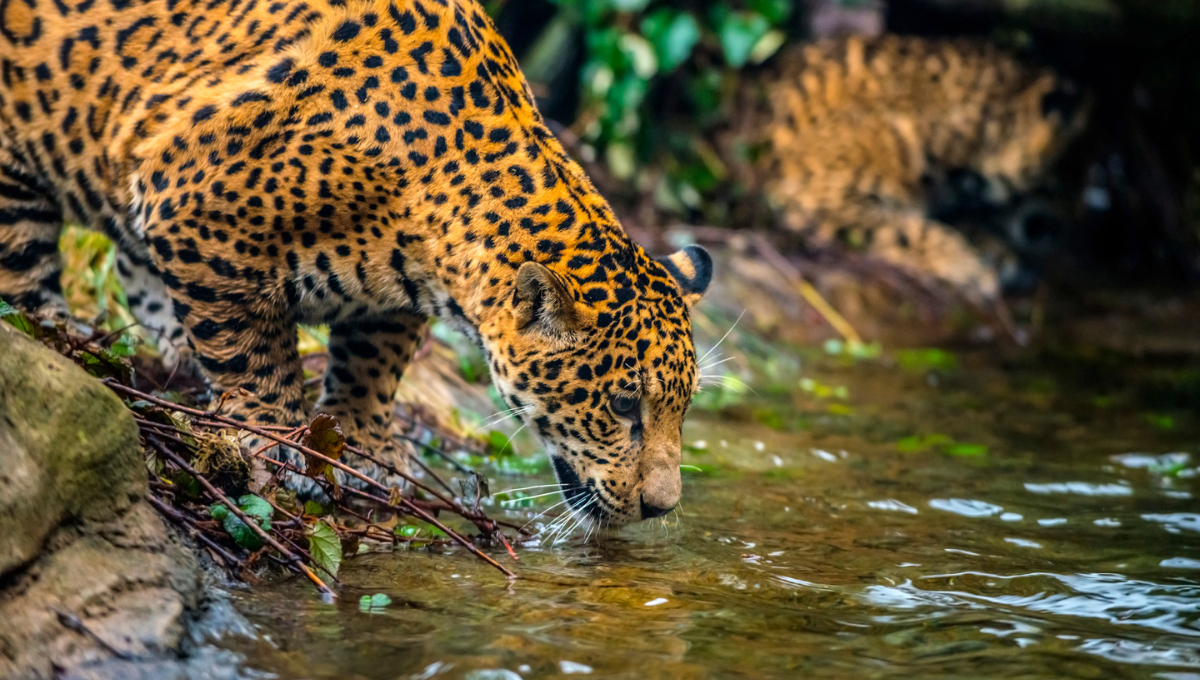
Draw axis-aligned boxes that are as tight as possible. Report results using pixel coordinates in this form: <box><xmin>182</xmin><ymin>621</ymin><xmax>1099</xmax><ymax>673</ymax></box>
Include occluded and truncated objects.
<box><xmin>221</xmin><ymin>348</ymin><xmax>1200</xmax><ymax>679</ymax></box>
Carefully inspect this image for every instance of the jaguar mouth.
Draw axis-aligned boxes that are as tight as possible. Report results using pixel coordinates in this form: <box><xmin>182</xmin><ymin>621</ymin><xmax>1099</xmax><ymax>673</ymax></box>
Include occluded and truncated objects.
<box><xmin>550</xmin><ymin>455</ymin><xmax>604</xmax><ymax>520</ymax></box>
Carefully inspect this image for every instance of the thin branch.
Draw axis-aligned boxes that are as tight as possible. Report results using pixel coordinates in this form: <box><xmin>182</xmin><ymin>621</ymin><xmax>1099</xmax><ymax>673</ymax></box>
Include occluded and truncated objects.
<box><xmin>148</xmin><ymin>438</ymin><xmax>336</xmax><ymax>598</ymax></box>
<box><xmin>109</xmin><ymin>380</ymin><xmax>518</xmax><ymax>578</ymax></box>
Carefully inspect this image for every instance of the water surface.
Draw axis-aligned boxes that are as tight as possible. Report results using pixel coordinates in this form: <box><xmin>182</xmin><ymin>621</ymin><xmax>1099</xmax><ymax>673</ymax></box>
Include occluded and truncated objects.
<box><xmin>224</xmin><ymin>348</ymin><xmax>1200</xmax><ymax>679</ymax></box>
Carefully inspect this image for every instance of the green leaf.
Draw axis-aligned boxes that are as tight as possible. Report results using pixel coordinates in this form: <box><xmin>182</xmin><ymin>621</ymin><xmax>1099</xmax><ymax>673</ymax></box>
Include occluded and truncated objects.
<box><xmin>606</xmin><ymin>142</ymin><xmax>636</xmax><ymax>180</ymax></box>
<box><xmin>896</xmin><ymin>433</ymin><xmax>955</xmax><ymax>453</ymax></box>
<box><xmin>359</xmin><ymin>593</ymin><xmax>392</xmax><ymax>612</ymax></box>
<box><xmin>923</xmin><ymin>434</ymin><xmax>954</xmax><ymax>448</ymax></box>
<box><xmin>238</xmin><ymin>494</ymin><xmax>273</xmax><ymax>525</ymax></box>
<box><xmin>107</xmin><ymin>335</ymin><xmax>137</xmax><ymax>357</ymax></box>
<box><xmin>753</xmin><ymin>408</ymin><xmax>786</xmax><ymax>431</ymax></box>
<box><xmin>169</xmin><ymin>471</ymin><xmax>201</xmax><ymax>498</ymax></box>
<box><xmin>487</xmin><ymin>430</ymin><xmax>514</xmax><ymax>456</ymax></box>
<box><xmin>1143</xmin><ymin>413</ymin><xmax>1176</xmax><ymax>430</ymax></box>
<box><xmin>0</xmin><ymin>297</ymin><xmax>38</xmax><ymax>338</ymax></box>
<box><xmin>618</xmin><ymin>32</ymin><xmax>657</xmax><ymax>79</ymax></box>
<box><xmin>306</xmin><ymin>519</ymin><xmax>342</xmax><ymax>578</ymax></box>
<box><xmin>606</xmin><ymin>0</ymin><xmax>649</xmax><ymax>12</ymax></box>
<box><xmin>896</xmin><ymin>348</ymin><xmax>958</xmax><ymax>372</ymax></box>
<box><xmin>491</xmin><ymin>453</ymin><xmax>550</xmax><ymax>475</ymax></box>
<box><xmin>641</xmin><ymin>10</ymin><xmax>700</xmax><ymax>72</ymax></box>
<box><xmin>748</xmin><ymin>0</ymin><xmax>792</xmax><ymax>24</ymax></box>
<box><xmin>848</xmin><ymin>342</ymin><xmax>883</xmax><ymax>359</ymax></box>
<box><xmin>208</xmin><ymin>495</ymin><xmax>272</xmax><ymax>551</ymax></box>
<box><xmin>717</xmin><ymin>11</ymin><xmax>770</xmax><ymax>68</ymax></box>
<box><xmin>303</xmin><ymin>500</ymin><xmax>328</xmax><ymax>516</ymax></box>
<box><xmin>748</xmin><ymin>29</ymin><xmax>786</xmax><ymax>64</ymax></box>
<box><xmin>395</xmin><ymin>524</ymin><xmax>421</xmax><ymax>538</ymax></box>
<box><xmin>458</xmin><ymin>354</ymin><xmax>478</xmax><ymax>382</ymax></box>
<box><xmin>943</xmin><ymin>443</ymin><xmax>989</xmax><ymax>457</ymax></box>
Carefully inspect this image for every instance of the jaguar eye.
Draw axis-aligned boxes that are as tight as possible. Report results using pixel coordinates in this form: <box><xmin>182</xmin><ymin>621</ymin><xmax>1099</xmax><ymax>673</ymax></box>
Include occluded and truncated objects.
<box><xmin>610</xmin><ymin>393</ymin><xmax>639</xmax><ymax>418</ymax></box>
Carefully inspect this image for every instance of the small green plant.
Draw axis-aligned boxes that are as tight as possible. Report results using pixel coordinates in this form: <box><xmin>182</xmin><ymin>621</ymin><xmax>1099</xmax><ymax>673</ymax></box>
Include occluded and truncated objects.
<box><xmin>527</xmin><ymin>0</ymin><xmax>796</xmax><ymax>220</ymax></box>
<box><xmin>0</xmin><ymin>297</ymin><xmax>37</xmax><ymax>336</ymax></box>
<box><xmin>895</xmin><ymin>348</ymin><xmax>959</xmax><ymax>373</ymax></box>
<box><xmin>359</xmin><ymin>593</ymin><xmax>392</xmax><ymax>612</ymax></box>
<box><xmin>896</xmin><ymin>433</ymin><xmax>988</xmax><ymax>457</ymax></box>
<box><xmin>306</xmin><ymin>519</ymin><xmax>343</xmax><ymax>578</ymax></box>
<box><xmin>209</xmin><ymin>495</ymin><xmax>274</xmax><ymax>551</ymax></box>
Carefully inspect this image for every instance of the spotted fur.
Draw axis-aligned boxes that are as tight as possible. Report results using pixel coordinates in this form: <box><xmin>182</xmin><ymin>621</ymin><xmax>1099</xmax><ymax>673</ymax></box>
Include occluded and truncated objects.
<box><xmin>763</xmin><ymin>36</ymin><xmax>1084</xmax><ymax>300</ymax></box>
<box><xmin>0</xmin><ymin>0</ymin><xmax>712</xmax><ymax>524</ymax></box>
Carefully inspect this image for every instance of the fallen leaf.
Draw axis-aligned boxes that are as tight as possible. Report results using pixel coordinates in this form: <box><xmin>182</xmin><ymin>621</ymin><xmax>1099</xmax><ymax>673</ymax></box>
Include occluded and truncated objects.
<box><xmin>387</xmin><ymin>486</ymin><xmax>404</xmax><ymax>507</ymax></box>
<box><xmin>458</xmin><ymin>470</ymin><xmax>491</xmax><ymax>513</ymax></box>
<box><xmin>306</xmin><ymin>519</ymin><xmax>342</xmax><ymax>578</ymax></box>
<box><xmin>302</xmin><ymin>414</ymin><xmax>346</xmax><ymax>497</ymax></box>
<box><xmin>359</xmin><ymin>593</ymin><xmax>391</xmax><ymax>612</ymax></box>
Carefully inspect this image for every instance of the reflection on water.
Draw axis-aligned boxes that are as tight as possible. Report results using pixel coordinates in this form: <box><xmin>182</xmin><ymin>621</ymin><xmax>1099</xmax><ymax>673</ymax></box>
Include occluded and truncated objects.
<box><xmin>223</xmin><ymin>351</ymin><xmax>1200</xmax><ymax>679</ymax></box>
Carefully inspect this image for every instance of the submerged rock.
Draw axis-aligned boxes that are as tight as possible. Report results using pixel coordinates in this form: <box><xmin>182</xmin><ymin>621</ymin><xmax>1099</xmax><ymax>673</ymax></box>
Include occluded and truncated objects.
<box><xmin>0</xmin><ymin>323</ymin><xmax>246</xmax><ymax>679</ymax></box>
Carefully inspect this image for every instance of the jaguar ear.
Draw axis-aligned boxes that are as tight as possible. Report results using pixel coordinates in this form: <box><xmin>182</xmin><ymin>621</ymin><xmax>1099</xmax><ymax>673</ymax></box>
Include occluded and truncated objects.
<box><xmin>514</xmin><ymin>261</ymin><xmax>583</xmax><ymax>334</ymax></box>
<box><xmin>657</xmin><ymin>245</ymin><xmax>713</xmax><ymax>306</ymax></box>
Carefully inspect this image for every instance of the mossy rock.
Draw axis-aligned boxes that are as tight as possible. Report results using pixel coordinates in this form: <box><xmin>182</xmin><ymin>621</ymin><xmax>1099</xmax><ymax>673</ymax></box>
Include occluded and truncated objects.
<box><xmin>0</xmin><ymin>323</ymin><xmax>145</xmax><ymax>576</ymax></box>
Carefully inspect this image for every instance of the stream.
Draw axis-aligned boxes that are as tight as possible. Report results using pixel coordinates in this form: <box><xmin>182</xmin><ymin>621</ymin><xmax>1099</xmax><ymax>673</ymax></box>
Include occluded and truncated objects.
<box><xmin>220</xmin><ymin>344</ymin><xmax>1200</xmax><ymax>679</ymax></box>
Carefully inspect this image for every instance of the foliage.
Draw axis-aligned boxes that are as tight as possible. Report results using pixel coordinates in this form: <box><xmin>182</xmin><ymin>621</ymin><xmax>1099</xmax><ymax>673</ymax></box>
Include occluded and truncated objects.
<box><xmin>359</xmin><ymin>593</ymin><xmax>392</xmax><ymax>612</ymax></box>
<box><xmin>301</xmin><ymin>414</ymin><xmax>347</xmax><ymax>491</ymax></box>
<box><xmin>486</xmin><ymin>430</ymin><xmax>515</xmax><ymax>456</ymax></box>
<box><xmin>209</xmin><ymin>495</ymin><xmax>273</xmax><ymax>550</ymax></box>
<box><xmin>58</xmin><ymin>226</ymin><xmax>137</xmax><ymax>332</ymax></box>
<box><xmin>895</xmin><ymin>348</ymin><xmax>959</xmax><ymax>373</ymax></box>
<box><xmin>0</xmin><ymin>297</ymin><xmax>37</xmax><ymax>337</ymax></box>
<box><xmin>1</xmin><ymin>295</ymin><xmax>137</xmax><ymax>381</ymax></box>
<box><xmin>306</xmin><ymin>519</ymin><xmax>343</xmax><ymax>578</ymax></box>
<box><xmin>896</xmin><ymin>433</ymin><xmax>988</xmax><ymax>457</ymax></box>
<box><xmin>525</xmin><ymin>0</ymin><xmax>797</xmax><ymax>220</ymax></box>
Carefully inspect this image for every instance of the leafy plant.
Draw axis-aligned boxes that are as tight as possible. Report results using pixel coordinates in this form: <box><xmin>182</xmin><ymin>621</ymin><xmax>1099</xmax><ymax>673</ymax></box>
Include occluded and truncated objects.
<box><xmin>0</xmin><ymin>297</ymin><xmax>38</xmax><ymax>337</ymax></box>
<box><xmin>896</xmin><ymin>433</ymin><xmax>988</xmax><ymax>457</ymax></box>
<box><xmin>209</xmin><ymin>495</ymin><xmax>273</xmax><ymax>550</ymax></box>
<box><xmin>359</xmin><ymin>593</ymin><xmax>392</xmax><ymax>612</ymax></box>
<box><xmin>895</xmin><ymin>348</ymin><xmax>959</xmax><ymax>373</ymax></box>
<box><xmin>530</xmin><ymin>0</ymin><xmax>795</xmax><ymax>218</ymax></box>
<box><xmin>306</xmin><ymin>519</ymin><xmax>343</xmax><ymax>578</ymax></box>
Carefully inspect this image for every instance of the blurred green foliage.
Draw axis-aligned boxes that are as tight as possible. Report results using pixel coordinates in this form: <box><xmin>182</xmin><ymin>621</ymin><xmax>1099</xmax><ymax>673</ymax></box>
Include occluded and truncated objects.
<box><xmin>523</xmin><ymin>0</ymin><xmax>798</xmax><ymax>220</ymax></box>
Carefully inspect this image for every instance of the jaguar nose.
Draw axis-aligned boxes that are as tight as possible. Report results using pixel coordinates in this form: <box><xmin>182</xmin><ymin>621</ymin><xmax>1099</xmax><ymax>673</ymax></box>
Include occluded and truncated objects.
<box><xmin>640</xmin><ymin>495</ymin><xmax>674</xmax><ymax>519</ymax></box>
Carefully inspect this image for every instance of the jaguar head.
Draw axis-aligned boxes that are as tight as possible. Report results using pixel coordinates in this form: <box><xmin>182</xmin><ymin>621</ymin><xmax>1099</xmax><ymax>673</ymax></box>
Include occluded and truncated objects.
<box><xmin>980</xmin><ymin>75</ymin><xmax>1088</xmax><ymax>201</ymax></box>
<box><xmin>480</xmin><ymin>244</ymin><xmax>712</xmax><ymax>527</ymax></box>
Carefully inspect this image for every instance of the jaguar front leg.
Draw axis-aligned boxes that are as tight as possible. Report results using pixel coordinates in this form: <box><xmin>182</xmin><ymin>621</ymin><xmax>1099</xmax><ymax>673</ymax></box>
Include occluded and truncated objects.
<box><xmin>315</xmin><ymin>313</ymin><xmax>427</xmax><ymax>488</ymax></box>
<box><xmin>0</xmin><ymin>154</ymin><xmax>70</xmax><ymax>322</ymax></box>
<box><xmin>157</xmin><ymin>256</ymin><xmax>313</xmax><ymax>487</ymax></box>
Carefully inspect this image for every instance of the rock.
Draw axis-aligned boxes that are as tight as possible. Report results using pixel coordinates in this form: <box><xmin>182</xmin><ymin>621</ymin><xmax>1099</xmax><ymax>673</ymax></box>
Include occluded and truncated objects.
<box><xmin>0</xmin><ymin>323</ymin><xmax>145</xmax><ymax>575</ymax></box>
<box><xmin>0</xmin><ymin>323</ymin><xmax>246</xmax><ymax>680</ymax></box>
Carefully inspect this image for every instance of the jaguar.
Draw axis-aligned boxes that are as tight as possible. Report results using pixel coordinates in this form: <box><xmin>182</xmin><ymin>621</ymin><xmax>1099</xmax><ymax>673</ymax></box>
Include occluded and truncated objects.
<box><xmin>760</xmin><ymin>35</ymin><xmax>1085</xmax><ymax>300</ymax></box>
<box><xmin>0</xmin><ymin>0</ymin><xmax>712</xmax><ymax>525</ymax></box>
